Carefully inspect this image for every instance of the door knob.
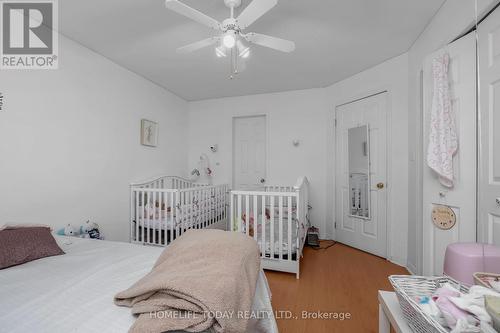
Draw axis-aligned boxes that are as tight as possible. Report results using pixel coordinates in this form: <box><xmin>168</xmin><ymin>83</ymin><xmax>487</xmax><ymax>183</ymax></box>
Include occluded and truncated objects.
<box><xmin>377</xmin><ymin>182</ymin><xmax>384</xmax><ymax>189</ymax></box>
<box><xmin>260</xmin><ymin>178</ymin><xmax>266</xmax><ymax>184</ymax></box>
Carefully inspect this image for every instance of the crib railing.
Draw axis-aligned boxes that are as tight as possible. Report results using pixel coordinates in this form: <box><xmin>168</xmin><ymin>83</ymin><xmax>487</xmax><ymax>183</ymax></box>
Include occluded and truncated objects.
<box><xmin>130</xmin><ymin>176</ymin><xmax>228</xmax><ymax>247</ymax></box>
<box><xmin>176</xmin><ymin>184</ymin><xmax>228</xmax><ymax>231</ymax></box>
<box><xmin>131</xmin><ymin>188</ymin><xmax>176</xmax><ymax>246</ymax></box>
<box><xmin>264</xmin><ymin>185</ymin><xmax>295</xmax><ymax>192</ymax></box>
<box><xmin>130</xmin><ymin>175</ymin><xmax>208</xmax><ymax>190</ymax></box>
<box><xmin>231</xmin><ymin>189</ymin><xmax>298</xmax><ymax>260</ymax></box>
<box><xmin>230</xmin><ymin>176</ymin><xmax>309</xmax><ymax>278</ymax></box>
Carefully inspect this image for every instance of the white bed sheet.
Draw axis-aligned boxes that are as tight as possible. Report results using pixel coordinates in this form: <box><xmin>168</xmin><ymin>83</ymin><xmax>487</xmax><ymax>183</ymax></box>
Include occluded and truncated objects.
<box><xmin>0</xmin><ymin>236</ymin><xmax>277</xmax><ymax>333</ymax></box>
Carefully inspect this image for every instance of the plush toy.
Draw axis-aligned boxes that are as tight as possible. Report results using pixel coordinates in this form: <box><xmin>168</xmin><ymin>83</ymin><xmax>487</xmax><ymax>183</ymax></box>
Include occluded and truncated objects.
<box><xmin>64</xmin><ymin>224</ymin><xmax>76</xmax><ymax>236</ymax></box>
<box><xmin>82</xmin><ymin>220</ymin><xmax>101</xmax><ymax>239</ymax></box>
<box><xmin>56</xmin><ymin>224</ymin><xmax>82</xmax><ymax>237</ymax></box>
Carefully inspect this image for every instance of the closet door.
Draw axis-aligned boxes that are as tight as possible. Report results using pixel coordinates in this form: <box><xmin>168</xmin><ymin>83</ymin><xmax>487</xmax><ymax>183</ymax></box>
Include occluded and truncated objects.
<box><xmin>422</xmin><ymin>33</ymin><xmax>477</xmax><ymax>276</ymax></box>
<box><xmin>232</xmin><ymin>115</ymin><xmax>267</xmax><ymax>190</ymax></box>
<box><xmin>478</xmin><ymin>7</ymin><xmax>500</xmax><ymax>246</ymax></box>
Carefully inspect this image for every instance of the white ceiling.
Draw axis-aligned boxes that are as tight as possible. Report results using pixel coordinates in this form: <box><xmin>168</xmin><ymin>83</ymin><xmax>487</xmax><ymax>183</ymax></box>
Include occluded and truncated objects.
<box><xmin>59</xmin><ymin>0</ymin><xmax>445</xmax><ymax>101</ymax></box>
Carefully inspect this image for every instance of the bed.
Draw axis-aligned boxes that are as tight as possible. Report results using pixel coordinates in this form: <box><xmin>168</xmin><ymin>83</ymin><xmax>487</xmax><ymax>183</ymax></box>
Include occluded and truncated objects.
<box><xmin>130</xmin><ymin>176</ymin><xmax>229</xmax><ymax>247</ymax></box>
<box><xmin>0</xmin><ymin>236</ymin><xmax>278</xmax><ymax>333</ymax></box>
<box><xmin>230</xmin><ymin>177</ymin><xmax>309</xmax><ymax>279</ymax></box>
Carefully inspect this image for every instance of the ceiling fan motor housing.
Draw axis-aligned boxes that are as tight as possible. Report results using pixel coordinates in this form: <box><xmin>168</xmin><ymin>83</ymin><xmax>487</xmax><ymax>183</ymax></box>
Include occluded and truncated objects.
<box><xmin>222</xmin><ymin>18</ymin><xmax>240</xmax><ymax>33</ymax></box>
<box><xmin>224</xmin><ymin>0</ymin><xmax>242</xmax><ymax>9</ymax></box>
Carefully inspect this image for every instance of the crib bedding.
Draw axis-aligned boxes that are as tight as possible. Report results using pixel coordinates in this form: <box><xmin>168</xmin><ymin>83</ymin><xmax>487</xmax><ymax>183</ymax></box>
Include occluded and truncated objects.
<box><xmin>255</xmin><ymin>215</ymin><xmax>299</xmax><ymax>255</ymax></box>
<box><xmin>136</xmin><ymin>209</ymin><xmax>225</xmax><ymax>230</ymax></box>
<box><xmin>240</xmin><ymin>214</ymin><xmax>299</xmax><ymax>255</ymax></box>
<box><xmin>137</xmin><ymin>203</ymin><xmax>225</xmax><ymax>230</ymax></box>
<box><xmin>0</xmin><ymin>236</ymin><xmax>277</xmax><ymax>333</ymax></box>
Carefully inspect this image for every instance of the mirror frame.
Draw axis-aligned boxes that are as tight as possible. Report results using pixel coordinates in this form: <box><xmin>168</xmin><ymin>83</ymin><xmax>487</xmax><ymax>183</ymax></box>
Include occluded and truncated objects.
<box><xmin>347</xmin><ymin>124</ymin><xmax>372</xmax><ymax>220</ymax></box>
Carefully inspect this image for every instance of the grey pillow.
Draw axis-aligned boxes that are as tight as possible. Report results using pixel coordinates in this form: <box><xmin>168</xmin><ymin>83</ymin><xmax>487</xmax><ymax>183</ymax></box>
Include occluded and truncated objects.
<box><xmin>0</xmin><ymin>227</ymin><xmax>65</xmax><ymax>269</ymax></box>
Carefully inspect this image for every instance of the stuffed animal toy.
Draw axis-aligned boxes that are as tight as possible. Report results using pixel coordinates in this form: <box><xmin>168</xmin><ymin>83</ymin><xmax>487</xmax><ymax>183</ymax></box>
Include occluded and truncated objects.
<box><xmin>82</xmin><ymin>220</ymin><xmax>101</xmax><ymax>239</ymax></box>
<box><xmin>64</xmin><ymin>224</ymin><xmax>76</xmax><ymax>236</ymax></box>
<box><xmin>56</xmin><ymin>224</ymin><xmax>83</xmax><ymax>237</ymax></box>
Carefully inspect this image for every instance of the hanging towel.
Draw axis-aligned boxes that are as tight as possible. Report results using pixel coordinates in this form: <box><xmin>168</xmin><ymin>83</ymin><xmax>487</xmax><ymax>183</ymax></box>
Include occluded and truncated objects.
<box><xmin>427</xmin><ymin>53</ymin><xmax>458</xmax><ymax>188</ymax></box>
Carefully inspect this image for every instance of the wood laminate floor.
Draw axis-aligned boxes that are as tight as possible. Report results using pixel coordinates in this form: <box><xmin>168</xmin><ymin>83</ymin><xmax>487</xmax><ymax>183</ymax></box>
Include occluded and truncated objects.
<box><xmin>264</xmin><ymin>242</ymin><xmax>409</xmax><ymax>333</ymax></box>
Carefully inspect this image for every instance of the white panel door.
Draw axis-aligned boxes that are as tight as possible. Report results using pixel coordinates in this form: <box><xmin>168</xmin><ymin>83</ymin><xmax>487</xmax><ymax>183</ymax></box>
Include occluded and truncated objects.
<box><xmin>422</xmin><ymin>33</ymin><xmax>477</xmax><ymax>276</ymax></box>
<box><xmin>233</xmin><ymin>115</ymin><xmax>267</xmax><ymax>190</ymax></box>
<box><xmin>478</xmin><ymin>7</ymin><xmax>500</xmax><ymax>246</ymax></box>
<box><xmin>335</xmin><ymin>92</ymin><xmax>388</xmax><ymax>258</ymax></box>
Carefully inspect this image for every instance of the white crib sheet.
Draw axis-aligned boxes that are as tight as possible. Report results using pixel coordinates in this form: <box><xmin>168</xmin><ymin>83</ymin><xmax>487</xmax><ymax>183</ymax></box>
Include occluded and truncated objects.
<box><xmin>0</xmin><ymin>236</ymin><xmax>277</xmax><ymax>333</ymax></box>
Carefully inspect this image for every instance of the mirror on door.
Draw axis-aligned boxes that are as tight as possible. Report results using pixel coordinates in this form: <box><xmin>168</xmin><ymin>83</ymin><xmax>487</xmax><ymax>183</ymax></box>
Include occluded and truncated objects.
<box><xmin>348</xmin><ymin>125</ymin><xmax>371</xmax><ymax>219</ymax></box>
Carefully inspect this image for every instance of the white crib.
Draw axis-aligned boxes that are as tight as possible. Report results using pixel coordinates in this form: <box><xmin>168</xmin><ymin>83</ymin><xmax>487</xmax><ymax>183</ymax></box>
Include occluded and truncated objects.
<box><xmin>229</xmin><ymin>177</ymin><xmax>309</xmax><ymax>279</ymax></box>
<box><xmin>130</xmin><ymin>176</ymin><xmax>229</xmax><ymax>247</ymax></box>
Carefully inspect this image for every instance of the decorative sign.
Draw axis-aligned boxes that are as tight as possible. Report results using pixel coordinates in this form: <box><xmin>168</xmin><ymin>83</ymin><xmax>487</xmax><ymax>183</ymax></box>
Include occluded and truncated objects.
<box><xmin>432</xmin><ymin>205</ymin><xmax>456</xmax><ymax>230</ymax></box>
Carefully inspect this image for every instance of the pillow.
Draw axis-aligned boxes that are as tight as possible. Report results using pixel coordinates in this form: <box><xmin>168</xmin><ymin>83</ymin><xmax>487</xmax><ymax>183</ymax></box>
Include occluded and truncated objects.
<box><xmin>0</xmin><ymin>223</ymin><xmax>51</xmax><ymax>231</ymax></box>
<box><xmin>0</xmin><ymin>227</ymin><xmax>64</xmax><ymax>269</ymax></box>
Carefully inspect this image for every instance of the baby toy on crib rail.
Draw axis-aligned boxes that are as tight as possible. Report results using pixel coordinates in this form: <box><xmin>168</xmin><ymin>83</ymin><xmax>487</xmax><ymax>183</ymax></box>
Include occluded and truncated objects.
<box><xmin>190</xmin><ymin>153</ymin><xmax>213</xmax><ymax>184</ymax></box>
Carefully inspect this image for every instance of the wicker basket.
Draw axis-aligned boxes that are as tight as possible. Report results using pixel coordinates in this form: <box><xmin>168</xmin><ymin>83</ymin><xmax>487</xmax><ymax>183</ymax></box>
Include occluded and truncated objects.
<box><xmin>389</xmin><ymin>275</ymin><xmax>469</xmax><ymax>333</ymax></box>
<box><xmin>473</xmin><ymin>272</ymin><xmax>500</xmax><ymax>289</ymax></box>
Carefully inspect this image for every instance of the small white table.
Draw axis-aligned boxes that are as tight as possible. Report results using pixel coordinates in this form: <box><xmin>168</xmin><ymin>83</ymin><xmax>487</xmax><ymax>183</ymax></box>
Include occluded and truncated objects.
<box><xmin>378</xmin><ymin>290</ymin><xmax>412</xmax><ymax>333</ymax></box>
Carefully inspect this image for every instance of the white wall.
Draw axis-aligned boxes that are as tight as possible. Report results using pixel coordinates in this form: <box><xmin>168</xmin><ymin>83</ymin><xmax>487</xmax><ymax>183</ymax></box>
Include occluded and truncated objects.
<box><xmin>187</xmin><ymin>89</ymin><xmax>330</xmax><ymax>238</ymax></box>
<box><xmin>0</xmin><ymin>35</ymin><xmax>189</xmax><ymax>242</ymax></box>
<box><xmin>325</xmin><ymin>53</ymin><xmax>409</xmax><ymax>266</ymax></box>
<box><xmin>406</xmin><ymin>0</ymin><xmax>497</xmax><ymax>274</ymax></box>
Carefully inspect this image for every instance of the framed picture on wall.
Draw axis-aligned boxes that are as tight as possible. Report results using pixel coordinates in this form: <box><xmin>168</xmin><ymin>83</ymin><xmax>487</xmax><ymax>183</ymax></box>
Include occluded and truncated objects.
<box><xmin>141</xmin><ymin>119</ymin><xmax>158</xmax><ymax>147</ymax></box>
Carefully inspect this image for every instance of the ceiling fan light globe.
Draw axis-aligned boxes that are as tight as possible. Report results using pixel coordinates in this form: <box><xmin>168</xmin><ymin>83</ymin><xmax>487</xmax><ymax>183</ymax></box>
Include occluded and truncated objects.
<box><xmin>223</xmin><ymin>33</ymin><xmax>236</xmax><ymax>49</ymax></box>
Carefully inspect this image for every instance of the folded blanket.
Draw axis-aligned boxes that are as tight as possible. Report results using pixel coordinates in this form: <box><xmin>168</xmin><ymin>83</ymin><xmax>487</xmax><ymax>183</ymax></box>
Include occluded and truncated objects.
<box><xmin>115</xmin><ymin>229</ymin><xmax>260</xmax><ymax>333</ymax></box>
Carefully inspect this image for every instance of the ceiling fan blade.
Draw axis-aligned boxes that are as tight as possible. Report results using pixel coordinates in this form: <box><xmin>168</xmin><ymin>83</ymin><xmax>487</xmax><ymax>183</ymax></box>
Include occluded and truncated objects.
<box><xmin>165</xmin><ymin>0</ymin><xmax>221</xmax><ymax>30</ymax></box>
<box><xmin>244</xmin><ymin>33</ymin><xmax>295</xmax><ymax>53</ymax></box>
<box><xmin>236</xmin><ymin>0</ymin><xmax>278</xmax><ymax>30</ymax></box>
<box><xmin>177</xmin><ymin>37</ymin><xmax>220</xmax><ymax>54</ymax></box>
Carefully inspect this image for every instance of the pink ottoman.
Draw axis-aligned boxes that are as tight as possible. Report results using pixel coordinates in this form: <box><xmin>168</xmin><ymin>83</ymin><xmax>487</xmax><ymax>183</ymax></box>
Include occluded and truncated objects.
<box><xmin>444</xmin><ymin>243</ymin><xmax>500</xmax><ymax>286</ymax></box>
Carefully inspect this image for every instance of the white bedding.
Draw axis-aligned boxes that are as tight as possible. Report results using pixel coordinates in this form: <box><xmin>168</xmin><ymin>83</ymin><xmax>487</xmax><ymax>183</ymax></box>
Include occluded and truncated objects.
<box><xmin>0</xmin><ymin>236</ymin><xmax>277</xmax><ymax>333</ymax></box>
<box><xmin>136</xmin><ymin>204</ymin><xmax>225</xmax><ymax>231</ymax></box>
<box><xmin>255</xmin><ymin>215</ymin><xmax>299</xmax><ymax>255</ymax></box>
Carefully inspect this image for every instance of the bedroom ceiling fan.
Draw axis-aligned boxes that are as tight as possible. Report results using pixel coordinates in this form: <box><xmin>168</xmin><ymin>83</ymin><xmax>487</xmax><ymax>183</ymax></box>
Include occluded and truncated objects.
<box><xmin>165</xmin><ymin>0</ymin><xmax>295</xmax><ymax>78</ymax></box>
